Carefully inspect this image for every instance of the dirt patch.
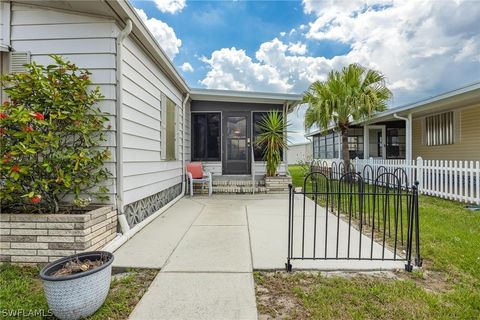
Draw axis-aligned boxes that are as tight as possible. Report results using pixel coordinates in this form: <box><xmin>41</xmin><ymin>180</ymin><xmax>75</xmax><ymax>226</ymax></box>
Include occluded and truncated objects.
<box><xmin>394</xmin><ymin>262</ymin><xmax>452</xmax><ymax>293</ymax></box>
<box><xmin>255</xmin><ymin>272</ymin><xmax>312</xmax><ymax>319</ymax></box>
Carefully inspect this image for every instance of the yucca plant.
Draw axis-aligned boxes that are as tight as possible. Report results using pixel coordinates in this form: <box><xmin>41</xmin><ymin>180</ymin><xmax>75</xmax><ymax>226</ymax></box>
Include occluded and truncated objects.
<box><xmin>256</xmin><ymin>111</ymin><xmax>289</xmax><ymax>177</ymax></box>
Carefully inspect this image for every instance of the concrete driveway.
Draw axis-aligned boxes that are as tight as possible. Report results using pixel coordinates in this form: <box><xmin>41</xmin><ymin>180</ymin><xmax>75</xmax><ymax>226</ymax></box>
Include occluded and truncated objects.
<box><xmin>114</xmin><ymin>194</ymin><xmax>404</xmax><ymax>320</ymax></box>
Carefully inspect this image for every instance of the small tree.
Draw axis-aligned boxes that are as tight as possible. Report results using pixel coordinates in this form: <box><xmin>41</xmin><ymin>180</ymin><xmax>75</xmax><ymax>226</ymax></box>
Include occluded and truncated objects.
<box><xmin>0</xmin><ymin>55</ymin><xmax>111</xmax><ymax>213</ymax></box>
<box><xmin>303</xmin><ymin>64</ymin><xmax>392</xmax><ymax>169</ymax></box>
<box><xmin>255</xmin><ymin>111</ymin><xmax>289</xmax><ymax>177</ymax></box>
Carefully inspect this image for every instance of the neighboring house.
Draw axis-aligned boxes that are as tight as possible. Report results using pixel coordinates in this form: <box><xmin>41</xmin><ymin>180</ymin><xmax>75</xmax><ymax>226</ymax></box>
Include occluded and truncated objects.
<box><xmin>307</xmin><ymin>82</ymin><xmax>480</xmax><ymax>162</ymax></box>
<box><xmin>0</xmin><ymin>1</ymin><xmax>301</xmax><ymax>230</ymax></box>
<box><xmin>287</xmin><ymin>142</ymin><xmax>312</xmax><ymax>164</ymax></box>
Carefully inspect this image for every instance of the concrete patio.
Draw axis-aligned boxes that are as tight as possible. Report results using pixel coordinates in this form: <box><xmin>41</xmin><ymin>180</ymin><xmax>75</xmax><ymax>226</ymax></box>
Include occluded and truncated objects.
<box><xmin>113</xmin><ymin>194</ymin><xmax>405</xmax><ymax>320</ymax></box>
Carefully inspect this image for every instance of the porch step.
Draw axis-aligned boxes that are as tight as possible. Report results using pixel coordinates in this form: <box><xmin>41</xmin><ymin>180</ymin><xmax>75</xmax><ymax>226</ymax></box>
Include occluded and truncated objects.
<box><xmin>192</xmin><ymin>176</ymin><xmax>267</xmax><ymax>194</ymax></box>
<box><xmin>212</xmin><ymin>179</ymin><xmax>265</xmax><ymax>187</ymax></box>
<box><xmin>213</xmin><ymin>186</ymin><xmax>267</xmax><ymax>194</ymax></box>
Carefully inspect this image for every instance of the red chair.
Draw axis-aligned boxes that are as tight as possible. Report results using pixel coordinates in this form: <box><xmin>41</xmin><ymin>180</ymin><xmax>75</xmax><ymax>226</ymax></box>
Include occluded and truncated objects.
<box><xmin>186</xmin><ymin>162</ymin><xmax>212</xmax><ymax>197</ymax></box>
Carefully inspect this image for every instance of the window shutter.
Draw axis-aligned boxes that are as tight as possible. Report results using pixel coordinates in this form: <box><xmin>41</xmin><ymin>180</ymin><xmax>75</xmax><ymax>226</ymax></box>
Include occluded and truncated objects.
<box><xmin>175</xmin><ymin>104</ymin><xmax>181</xmax><ymax>161</ymax></box>
<box><xmin>9</xmin><ymin>51</ymin><xmax>30</xmax><ymax>73</ymax></box>
<box><xmin>160</xmin><ymin>93</ymin><xmax>167</xmax><ymax>160</ymax></box>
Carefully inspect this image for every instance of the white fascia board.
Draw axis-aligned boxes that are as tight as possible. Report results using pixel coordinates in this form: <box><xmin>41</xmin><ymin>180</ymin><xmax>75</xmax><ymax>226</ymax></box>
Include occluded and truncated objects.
<box><xmin>190</xmin><ymin>88</ymin><xmax>302</xmax><ymax>105</ymax></box>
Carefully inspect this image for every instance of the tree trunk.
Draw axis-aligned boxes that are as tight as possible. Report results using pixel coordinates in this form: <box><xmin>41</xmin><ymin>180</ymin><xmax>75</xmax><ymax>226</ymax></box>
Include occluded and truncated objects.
<box><xmin>341</xmin><ymin>126</ymin><xmax>350</xmax><ymax>175</ymax></box>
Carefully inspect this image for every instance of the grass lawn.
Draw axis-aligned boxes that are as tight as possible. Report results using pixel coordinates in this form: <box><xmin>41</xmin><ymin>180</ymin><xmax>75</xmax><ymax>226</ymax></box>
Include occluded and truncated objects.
<box><xmin>254</xmin><ymin>165</ymin><xmax>480</xmax><ymax>319</ymax></box>
<box><xmin>0</xmin><ymin>264</ymin><xmax>157</xmax><ymax>319</ymax></box>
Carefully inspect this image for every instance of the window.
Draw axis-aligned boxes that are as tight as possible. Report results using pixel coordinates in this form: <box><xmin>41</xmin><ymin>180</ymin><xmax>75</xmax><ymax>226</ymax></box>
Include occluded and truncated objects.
<box><xmin>312</xmin><ymin>131</ymin><xmax>337</xmax><ymax>159</ymax></box>
<box><xmin>165</xmin><ymin>98</ymin><xmax>176</xmax><ymax>160</ymax></box>
<box><xmin>253</xmin><ymin>112</ymin><xmax>283</xmax><ymax>161</ymax></box>
<box><xmin>313</xmin><ymin>135</ymin><xmax>321</xmax><ymax>159</ymax></box>
<box><xmin>425</xmin><ymin>112</ymin><xmax>454</xmax><ymax>146</ymax></box>
<box><xmin>386</xmin><ymin>128</ymin><xmax>405</xmax><ymax>159</ymax></box>
<box><xmin>348</xmin><ymin>127</ymin><xmax>364</xmax><ymax>159</ymax></box>
<box><xmin>192</xmin><ymin>113</ymin><xmax>221</xmax><ymax>161</ymax></box>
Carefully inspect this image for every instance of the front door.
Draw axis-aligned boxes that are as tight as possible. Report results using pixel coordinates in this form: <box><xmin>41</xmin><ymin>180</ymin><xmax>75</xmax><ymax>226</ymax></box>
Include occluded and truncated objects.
<box><xmin>223</xmin><ymin>112</ymin><xmax>251</xmax><ymax>174</ymax></box>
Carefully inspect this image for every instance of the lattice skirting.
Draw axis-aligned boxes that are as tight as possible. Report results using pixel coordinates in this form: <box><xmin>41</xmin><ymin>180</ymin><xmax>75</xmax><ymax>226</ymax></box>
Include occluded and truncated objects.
<box><xmin>123</xmin><ymin>183</ymin><xmax>182</xmax><ymax>227</ymax></box>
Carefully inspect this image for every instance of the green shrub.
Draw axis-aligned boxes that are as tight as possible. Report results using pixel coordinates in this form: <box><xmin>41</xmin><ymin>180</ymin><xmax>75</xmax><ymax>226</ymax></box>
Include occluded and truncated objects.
<box><xmin>0</xmin><ymin>55</ymin><xmax>111</xmax><ymax>213</ymax></box>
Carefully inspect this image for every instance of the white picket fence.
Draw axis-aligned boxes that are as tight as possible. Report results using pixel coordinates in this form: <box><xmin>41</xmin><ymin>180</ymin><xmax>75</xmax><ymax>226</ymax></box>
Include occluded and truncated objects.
<box><xmin>314</xmin><ymin>157</ymin><xmax>480</xmax><ymax>204</ymax></box>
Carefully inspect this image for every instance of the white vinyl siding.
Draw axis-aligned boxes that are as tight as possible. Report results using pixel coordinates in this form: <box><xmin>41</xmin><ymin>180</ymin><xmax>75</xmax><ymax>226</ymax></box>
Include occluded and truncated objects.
<box><xmin>9</xmin><ymin>3</ymin><xmax>118</xmax><ymax>201</ymax></box>
<box><xmin>121</xmin><ymin>36</ymin><xmax>184</xmax><ymax>205</ymax></box>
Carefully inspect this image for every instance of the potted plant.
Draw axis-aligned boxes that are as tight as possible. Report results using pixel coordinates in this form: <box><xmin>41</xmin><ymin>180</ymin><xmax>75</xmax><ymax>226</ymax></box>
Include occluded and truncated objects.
<box><xmin>0</xmin><ymin>56</ymin><xmax>115</xmax><ymax>317</ymax></box>
<box><xmin>40</xmin><ymin>251</ymin><xmax>114</xmax><ymax>320</ymax></box>
<box><xmin>255</xmin><ymin>111</ymin><xmax>291</xmax><ymax>192</ymax></box>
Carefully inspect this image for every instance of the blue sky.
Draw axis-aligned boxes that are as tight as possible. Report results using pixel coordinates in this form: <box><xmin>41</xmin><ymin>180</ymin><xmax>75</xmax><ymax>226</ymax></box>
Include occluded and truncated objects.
<box><xmin>132</xmin><ymin>0</ymin><xmax>480</xmax><ymax>143</ymax></box>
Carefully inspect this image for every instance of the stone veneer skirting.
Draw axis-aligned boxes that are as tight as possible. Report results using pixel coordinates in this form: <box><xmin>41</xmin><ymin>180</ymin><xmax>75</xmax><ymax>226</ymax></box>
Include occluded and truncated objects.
<box><xmin>0</xmin><ymin>206</ymin><xmax>117</xmax><ymax>265</ymax></box>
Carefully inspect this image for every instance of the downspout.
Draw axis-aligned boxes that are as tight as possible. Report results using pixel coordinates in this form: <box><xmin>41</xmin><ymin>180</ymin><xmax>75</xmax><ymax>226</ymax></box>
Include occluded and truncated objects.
<box><xmin>284</xmin><ymin>102</ymin><xmax>290</xmax><ymax>175</ymax></box>
<box><xmin>181</xmin><ymin>93</ymin><xmax>190</xmax><ymax>195</ymax></box>
<box><xmin>393</xmin><ymin>113</ymin><xmax>412</xmax><ymax>161</ymax></box>
<box><xmin>115</xmin><ymin>19</ymin><xmax>132</xmax><ymax>234</ymax></box>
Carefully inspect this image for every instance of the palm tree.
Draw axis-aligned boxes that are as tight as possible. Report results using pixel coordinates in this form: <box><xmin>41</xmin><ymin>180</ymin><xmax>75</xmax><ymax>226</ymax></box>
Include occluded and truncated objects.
<box><xmin>303</xmin><ymin>63</ymin><xmax>392</xmax><ymax>170</ymax></box>
<box><xmin>256</xmin><ymin>111</ymin><xmax>289</xmax><ymax>176</ymax></box>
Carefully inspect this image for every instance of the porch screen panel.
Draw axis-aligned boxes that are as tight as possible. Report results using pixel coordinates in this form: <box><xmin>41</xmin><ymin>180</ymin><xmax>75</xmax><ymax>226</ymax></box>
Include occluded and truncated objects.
<box><xmin>386</xmin><ymin>128</ymin><xmax>406</xmax><ymax>159</ymax></box>
<box><xmin>348</xmin><ymin>128</ymin><xmax>364</xmax><ymax>159</ymax></box>
<box><xmin>192</xmin><ymin>113</ymin><xmax>220</xmax><ymax>161</ymax></box>
<box><xmin>253</xmin><ymin>112</ymin><xmax>283</xmax><ymax>161</ymax></box>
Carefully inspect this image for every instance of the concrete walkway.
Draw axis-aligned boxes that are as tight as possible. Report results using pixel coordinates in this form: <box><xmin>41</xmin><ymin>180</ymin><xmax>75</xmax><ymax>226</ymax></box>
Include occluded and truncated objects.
<box><xmin>113</xmin><ymin>194</ymin><xmax>404</xmax><ymax>320</ymax></box>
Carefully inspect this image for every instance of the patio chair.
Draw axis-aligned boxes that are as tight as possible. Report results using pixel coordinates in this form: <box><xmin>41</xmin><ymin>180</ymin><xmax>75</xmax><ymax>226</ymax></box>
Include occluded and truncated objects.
<box><xmin>186</xmin><ymin>162</ymin><xmax>212</xmax><ymax>197</ymax></box>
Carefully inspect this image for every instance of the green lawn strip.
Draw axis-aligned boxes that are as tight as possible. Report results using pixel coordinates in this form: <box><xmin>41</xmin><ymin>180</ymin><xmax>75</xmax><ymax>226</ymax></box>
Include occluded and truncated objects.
<box><xmin>0</xmin><ymin>264</ymin><xmax>157</xmax><ymax>320</ymax></box>
<box><xmin>254</xmin><ymin>166</ymin><xmax>480</xmax><ymax>319</ymax></box>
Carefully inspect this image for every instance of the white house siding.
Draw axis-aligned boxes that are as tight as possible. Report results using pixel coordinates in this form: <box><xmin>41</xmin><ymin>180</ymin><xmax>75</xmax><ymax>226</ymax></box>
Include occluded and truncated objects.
<box><xmin>121</xmin><ymin>36</ymin><xmax>184</xmax><ymax>206</ymax></box>
<box><xmin>9</xmin><ymin>3</ymin><xmax>118</xmax><ymax>201</ymax></box>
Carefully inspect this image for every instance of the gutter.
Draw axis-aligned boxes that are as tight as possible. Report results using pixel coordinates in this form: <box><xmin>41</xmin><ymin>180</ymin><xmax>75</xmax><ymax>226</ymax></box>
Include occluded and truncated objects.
<box><xmin>115</xmin><ymin>19</ymin><xmax>132</xmax><ymax>234</ymax></box>
<box><xmin>181</xmin><ymin>93</ymin><xmax>190</xmax><ymax>195</ymax></box>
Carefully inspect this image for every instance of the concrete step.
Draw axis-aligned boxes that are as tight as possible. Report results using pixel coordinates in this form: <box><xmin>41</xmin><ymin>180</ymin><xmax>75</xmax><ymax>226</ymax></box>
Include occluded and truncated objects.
<box><xmin>213</xmin><ymin>186</ymin><xmax>267</xmax><ymax>194</ymax></box>
<box><xmin>192</xmin><ymin>185</ymin><xmax>267</xmax><ymax>194</ymax></box>
<box><xmin>212</xmin><ymin>179</ymin><xmax>265</xmax><ymax>187</ymax></box>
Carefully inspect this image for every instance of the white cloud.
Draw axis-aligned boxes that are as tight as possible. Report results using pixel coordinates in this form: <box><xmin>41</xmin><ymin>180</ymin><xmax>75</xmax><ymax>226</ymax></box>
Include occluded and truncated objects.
<box><xmin>200</xmin><ymin>47</ymin><xmax>293</xmax><ymax>92</ymax></box>
<box><xmin>279</xmin><ymin>32</ymin><xmax>287</xmax><ymax>37</ymax></box>
<box><xmin>304</xmin><ymin>0</ymin><xmax>480</xmax><ymax>102</ymax></box>
<box><xmin>288</xmin><ymin>42</ymin><xmax>307</xmax><ymax>55</ymax></box>
<box><xmin>200</xmin><ymin>38</ymin><xmax>345</xmax><ymax>93</ymax></box>
<box><xmin>200</xmin><ymin>0</ymin><xmax>480</xmax><ymax>107</ymax></box>
<box><xmin>154</xmin><ymin>0</ymin><xmax>186</xmax><ymax>14</ymax></box>
<box><xmin>135</xmin><ymin>9</ymin><xmax>182</xmax><ymax>60</ymax></box>
<box><xmin>180</xmin><ymin>62</ymin><xmax>194</xmax><ymax>72</ymax></box>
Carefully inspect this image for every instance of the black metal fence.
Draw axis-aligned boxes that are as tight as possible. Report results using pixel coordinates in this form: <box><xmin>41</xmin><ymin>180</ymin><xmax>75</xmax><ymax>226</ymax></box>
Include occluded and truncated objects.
<box><xmin>286</xmin><ymin>166</ymin><xmax>422</xmax><ymax>272</ymax></box>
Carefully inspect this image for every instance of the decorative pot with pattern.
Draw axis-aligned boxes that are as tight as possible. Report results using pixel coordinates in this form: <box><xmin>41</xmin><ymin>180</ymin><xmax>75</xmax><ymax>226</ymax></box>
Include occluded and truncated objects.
<box><xmin>39</xmin><ymin>251</ymin><xmax>114</xmax><ymax>320</ymax></box>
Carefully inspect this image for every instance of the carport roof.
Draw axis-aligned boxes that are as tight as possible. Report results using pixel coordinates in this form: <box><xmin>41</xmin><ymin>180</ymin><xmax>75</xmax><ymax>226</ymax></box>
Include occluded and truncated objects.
<box><xmin>190</xmin><ymin>88</ymin><xmax>302</xmax><ymax>109</ymax></box>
